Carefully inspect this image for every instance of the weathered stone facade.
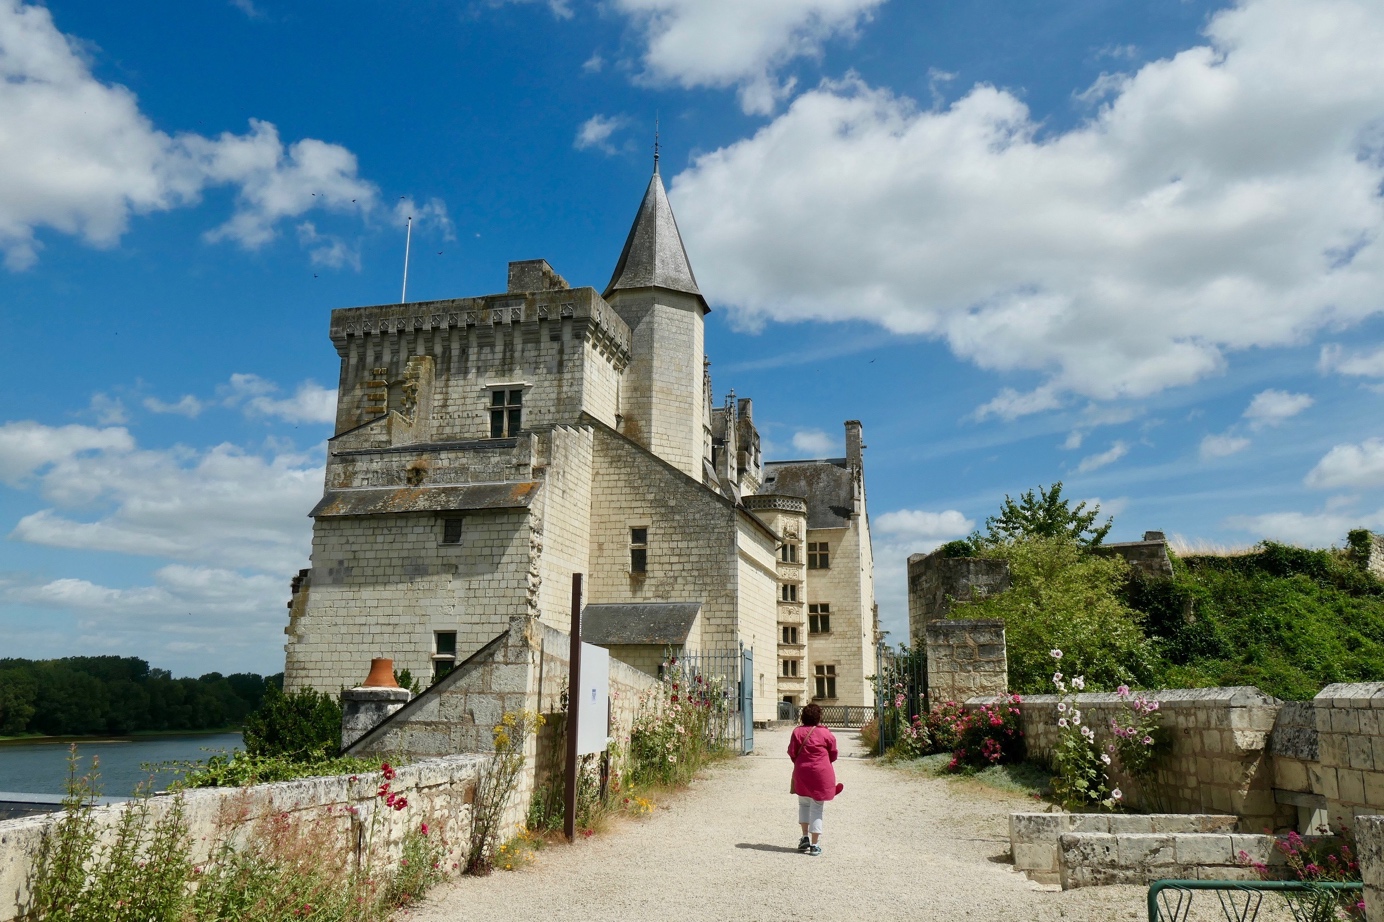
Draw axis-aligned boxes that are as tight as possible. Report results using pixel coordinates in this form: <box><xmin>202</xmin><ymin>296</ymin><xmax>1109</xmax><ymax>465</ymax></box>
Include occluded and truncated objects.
<box><xmin>923</xmin><ymin>619</ymin><xmax>1008</xmax><ymax>704</ymax></box>
<box><xmin>282</xmin><ymin>163</ymin><xmax>877</xmax><ymax>723</ymax></box>
<box><xmin>906</xmin><ymin>551</ymin><xmax>1010</xmax><ymax>641</ymax></box>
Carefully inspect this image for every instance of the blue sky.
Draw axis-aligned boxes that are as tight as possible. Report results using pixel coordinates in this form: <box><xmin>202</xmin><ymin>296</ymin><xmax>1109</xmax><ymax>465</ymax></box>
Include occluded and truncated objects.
<box><xmin>3</xmin><ymin>0</ymin><xmax>1384</xmax><ymax>676</ymax></box>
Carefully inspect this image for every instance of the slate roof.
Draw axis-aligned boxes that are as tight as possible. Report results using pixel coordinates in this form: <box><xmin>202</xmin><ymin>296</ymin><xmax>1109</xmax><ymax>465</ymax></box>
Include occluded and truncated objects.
<box><xmin>310</xmin><ymin>482</ymin><xmax>540</xmax><ymax>518</ymax></box>
<box><xmin>603</xmin><ymin>165</ymin><xmax>709</xmax><ymax>313</ymax></box>
<box><xmin>760</xmin><ymin>459</ymin><xmax>854</xmax><ymax>529</ymax></box>
<box><xmin>582</xmin><ymin>602</ymin><xmax>701</xmax><ymax>646</ymax></box>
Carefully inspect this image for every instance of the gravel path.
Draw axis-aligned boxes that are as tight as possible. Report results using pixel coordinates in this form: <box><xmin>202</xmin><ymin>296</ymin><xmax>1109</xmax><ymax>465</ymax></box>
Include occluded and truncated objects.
<box><xmin>405</xmin><ymin>727</ymin><xmax>1150</xmax><ymax>922</ymax></box>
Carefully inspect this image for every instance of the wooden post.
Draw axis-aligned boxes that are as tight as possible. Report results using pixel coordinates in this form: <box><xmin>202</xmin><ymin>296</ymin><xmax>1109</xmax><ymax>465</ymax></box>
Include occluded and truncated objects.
<box><xmin>564</xmin><ymin>573</ymin><xmax>582</xmax><ymax>843</ymax></box>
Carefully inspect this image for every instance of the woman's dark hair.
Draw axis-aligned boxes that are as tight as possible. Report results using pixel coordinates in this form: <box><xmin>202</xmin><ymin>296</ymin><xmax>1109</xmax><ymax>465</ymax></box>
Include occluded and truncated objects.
<box><xmin>801</xmin><ymin>703</ymin><xmax>822</xmax><ymax>726</ymax></box>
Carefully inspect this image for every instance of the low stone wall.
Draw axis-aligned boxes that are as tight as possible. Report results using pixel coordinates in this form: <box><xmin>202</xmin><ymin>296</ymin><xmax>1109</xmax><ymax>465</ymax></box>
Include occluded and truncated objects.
<box><xmin>1009</xmin><ymin>687</ymin><xmax>1289</xmax><ymax>831</ymax></box>
<box><xmin>1010</xmin><ymin>812</ymin><xmax>1237</xmax><ymax>884</ymax></box>
<box><xmin>1059</xmin><ymin>831</ymin><xmax>1283</xmax><ymax>888</ymax></box>
<box><xmin>0</xmin><ymin>755</ymin><xmax>487</xmax><ymax>922</ymax></box>
<box><xmin>924</xmin><ymin>619</ymin><xmax>1007</xmax><ymax>704</ymax></box>
<box><xmin>1357</xmin><ymin>815</ymin><xmax>1384</xmax><ymax>922</ymax></box>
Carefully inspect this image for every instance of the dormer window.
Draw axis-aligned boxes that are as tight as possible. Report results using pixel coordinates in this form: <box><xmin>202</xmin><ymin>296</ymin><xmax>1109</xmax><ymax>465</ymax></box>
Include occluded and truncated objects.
<box><xmin>489</xmin><ymin>389</ymin><xmax>523</xmax><ymax>438</ymax></box>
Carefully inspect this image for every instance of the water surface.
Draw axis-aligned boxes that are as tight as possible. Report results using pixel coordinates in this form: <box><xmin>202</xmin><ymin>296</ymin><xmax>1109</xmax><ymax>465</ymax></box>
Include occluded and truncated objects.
<box><xmin>0</xmin><ymin>733</ymin><xmax>243</xmax><ymax>797</ymax></box>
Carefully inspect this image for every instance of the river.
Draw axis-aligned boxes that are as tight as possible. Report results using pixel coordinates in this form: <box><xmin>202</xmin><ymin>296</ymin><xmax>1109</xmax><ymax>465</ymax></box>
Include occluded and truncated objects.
<box><xmin>0</xmin><ymin>733</ymin><xmax>243</xmax><ymax>797</ymax></box>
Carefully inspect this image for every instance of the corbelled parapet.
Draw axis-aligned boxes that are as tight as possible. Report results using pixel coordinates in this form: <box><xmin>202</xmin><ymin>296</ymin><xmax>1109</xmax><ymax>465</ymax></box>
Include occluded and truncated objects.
<box><xmin>329</xmin><ymin>285</ymin><xmax>631</xmax><ymax>364</ymax></box>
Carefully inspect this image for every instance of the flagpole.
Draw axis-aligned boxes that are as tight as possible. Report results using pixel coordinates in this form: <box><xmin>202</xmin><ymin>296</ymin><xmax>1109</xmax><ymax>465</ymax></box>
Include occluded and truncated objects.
<box><xmin>401</xmin><ymin>216</ymin><xmax>412</xmax><ymax>303</ymax></box>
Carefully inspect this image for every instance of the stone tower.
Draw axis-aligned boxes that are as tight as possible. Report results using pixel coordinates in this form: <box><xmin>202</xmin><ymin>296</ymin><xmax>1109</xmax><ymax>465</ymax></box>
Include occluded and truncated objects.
<box><xmin>603</xmin><ymin>159</ymin><xmax>709</xmax><ymax>480</ymax></box>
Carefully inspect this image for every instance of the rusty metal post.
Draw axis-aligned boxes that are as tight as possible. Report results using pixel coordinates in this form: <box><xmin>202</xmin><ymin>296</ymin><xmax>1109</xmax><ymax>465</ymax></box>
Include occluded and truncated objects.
<box><xmin>564</xmin><ymin>573</ymin><xmax>582</xmax><ymax>842</ymax></box>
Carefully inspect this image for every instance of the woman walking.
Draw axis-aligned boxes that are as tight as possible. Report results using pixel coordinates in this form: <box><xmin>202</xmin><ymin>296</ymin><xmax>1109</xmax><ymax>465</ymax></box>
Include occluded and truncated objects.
<box><xmin>788</xmin><ymin>703</ymin><xmax>842</xmax><ymax>857</ymax></box>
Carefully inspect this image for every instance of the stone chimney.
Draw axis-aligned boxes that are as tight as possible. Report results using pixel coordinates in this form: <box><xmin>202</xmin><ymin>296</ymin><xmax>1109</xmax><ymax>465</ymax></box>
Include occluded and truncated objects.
<box><xmin>340</xmin><ymin>657</ymin><xmax>412</xmax><ymax>751</ymax></box>
<box><xmin>845</xmin><ymin>420</ymin><xmax>864</xmax><ymax>471</ymax></box>
<box><xmin>507</xmin><ymin>259</ymin><xmax>570</xmax><ymax>293</ymax></box>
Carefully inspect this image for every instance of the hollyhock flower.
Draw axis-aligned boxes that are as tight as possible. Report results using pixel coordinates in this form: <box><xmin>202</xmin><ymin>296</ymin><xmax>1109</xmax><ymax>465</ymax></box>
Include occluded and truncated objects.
<box><xmin>1143</xmin><ymin>736</ymin><xmax>1154</xmax><ymax>746</ymax></box>
<box><xmin>1101</xmin><ymin>753</ymin><xmax>1112</xmax><ymax>765</ymax></box>
<box><xmin>1053</xmin><ymin>672</ymin><xmax>1063</xmax><ymax>683</ymax></box>
<box><xmin>1058</xmin><ymin>702</ymin><xmax>1067</xmax><ymax>712</ymax></box>
<box><xmin>420</xmin><ymin>822</ymin><xmax>429</xmax><ymax>835</ymax></box>
<box><xmin>1058</xmin><ymin>718</ymin><xmax>1069</xmax><ymax>728</ymax></box>
<box><xmin>1071</xmin><ymin>677</ymin><xmax>1085</xmax><ymax>690</ymax></box>
<box><xmin>1050</xmin><ymin>649</ymin><xmax>1063</xmax><ymax>660</ymax></box>
<box><xmin>1111</xmin><ymin>788</ymin><xmax>1123</xmax><ymax>800</ymax></box>
<box><xmin>1116</xmin><ymin>685</ymin><xmax>1130</xmax><ymax>698</ymax></box>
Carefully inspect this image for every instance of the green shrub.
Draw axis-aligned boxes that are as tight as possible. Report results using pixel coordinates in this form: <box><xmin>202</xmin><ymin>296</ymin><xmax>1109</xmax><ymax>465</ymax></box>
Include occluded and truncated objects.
<box><xmin>241</xmin><ymin>684</ymin><xmax>342</xmax><ymax>759</ymax></box>
<box><xmin>961</xmin><ymin>537</ymin><xmax>1159</xmax><ymax>694</ymax></box>
<box><xmin>1139</xmin><ymin>543</ymin><xmax>1384</xmax><ymax>700</ymax></box>
<box><xmin>175</xmin><ymin>750</ymin><xmax>385</xmax><ymax>788</ymax></box>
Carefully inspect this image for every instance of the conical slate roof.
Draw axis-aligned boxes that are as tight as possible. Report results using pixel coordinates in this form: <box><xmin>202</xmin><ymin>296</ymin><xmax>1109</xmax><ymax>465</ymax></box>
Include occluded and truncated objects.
<box><xmin>604</xmin><ymin>163</ymin><xmax>709</xmax><ymax>313</ymax></box>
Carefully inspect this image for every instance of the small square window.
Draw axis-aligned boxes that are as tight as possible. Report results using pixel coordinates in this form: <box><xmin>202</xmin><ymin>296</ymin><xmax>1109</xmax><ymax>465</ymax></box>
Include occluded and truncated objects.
<box><xmin>807</xmin><ymin>542</ymin><xmax>830</xmax><ymax>569</ymax></box>
<box><xmin>781</xmin><ymin>659</ymin><xmax>799</xmax><ymax>677</ymax></box>
<box><xmin>780</xmin><ymin>583</ymin><xmax>798</xmax><ymax>602</ymax></box>
<box><xmin>781</xmin><ymin>626</ymin><xmax>799</xmax><ymax>645</ymax></box>
<box><xmin>441</xmin><ymin>518</ymin><xmax>464</xmax><ymax>545</ymax></box>
<box><xmin>780</xmin><ymin>543</ymin><xmax>798</xmax><ymax>563</ymax></box>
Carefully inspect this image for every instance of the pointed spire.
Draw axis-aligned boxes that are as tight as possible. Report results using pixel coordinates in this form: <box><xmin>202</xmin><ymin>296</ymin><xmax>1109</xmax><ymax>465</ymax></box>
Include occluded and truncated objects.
<box><xmin>604</xmin><ymin>160</ymin><xmax>708</xmax><ymax>313</ymax></box>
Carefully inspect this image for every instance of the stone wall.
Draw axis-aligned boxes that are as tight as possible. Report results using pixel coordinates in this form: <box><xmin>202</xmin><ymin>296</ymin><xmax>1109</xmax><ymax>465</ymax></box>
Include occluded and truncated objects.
<box><xmin>906</xmin><ymin>552</ymin><xmax>1010</xmax><ymax>643</ymax></box>
<box><xmin>1090</xmin><ymin>531</ymin><xmax>1174</xmax><ymax>579</ymax></box>
<box><xmin>1011</xmin><ymin>687</ymin><xmax>1289</xmax><ymax>831</ymax></box>
<box><xmin>924</xmin><ymin>619</ymin><xmax>1008</xmax><ymax>704</ymax></box>
<box><xmin>1299</xmin><ymin>683</ymin><xmax>1384</xmax><ymax>829</ymax></box>
<box><xmin>1358</xmin><ymin>815</ymin><xmax>1384</xmax><ymax>922</ymax></box>
<box><xmin>1058</xmin><ymin>830</ymin><xmax>1284</xmax><ymax>888</ymax></box>
<box><xmin>0</xmin><ymin>755</ymin><xmax>487</xmax><ymax>922</ymax></box>
<box><xmin>1009</xmin><ymin>813</ymin><xmax>1239</xmax><ymax>885</ymax></box>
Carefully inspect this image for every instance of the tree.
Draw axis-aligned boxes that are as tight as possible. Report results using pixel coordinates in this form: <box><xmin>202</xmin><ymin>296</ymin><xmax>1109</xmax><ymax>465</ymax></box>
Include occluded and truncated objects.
<box><xmin>963</xmin><ymin>538</ymin><xmax>1158</xmax><ymax>694</ymax></box>
<box><xmin>242</xmin><ymin>684</ymin><xmax>342</xmax><ymax>758</ymax></box>
<box><xmin>976</xmin><ymin>482</ymin><xmax>1112</xmax><ymax>548</ymax></box>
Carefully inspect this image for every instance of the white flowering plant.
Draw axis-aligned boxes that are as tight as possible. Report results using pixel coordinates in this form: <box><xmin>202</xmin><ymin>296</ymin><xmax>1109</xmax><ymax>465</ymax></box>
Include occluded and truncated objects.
<box><xmin>1048</xmin><ymin>649</ymin><xmax>1121</xmax><ymax>812</ymax></box>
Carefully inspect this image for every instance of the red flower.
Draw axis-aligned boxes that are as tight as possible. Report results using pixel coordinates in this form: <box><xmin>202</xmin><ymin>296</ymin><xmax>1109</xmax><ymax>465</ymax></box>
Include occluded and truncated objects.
<box><xmin>420</xmin><ymin>822</ymin><xmax>429</xmax><ymax>835</ymax></box>
<box><xmin>381</xmin><ymin>762</ymin><xmax>397</xmax><ymax>781</ymax></box>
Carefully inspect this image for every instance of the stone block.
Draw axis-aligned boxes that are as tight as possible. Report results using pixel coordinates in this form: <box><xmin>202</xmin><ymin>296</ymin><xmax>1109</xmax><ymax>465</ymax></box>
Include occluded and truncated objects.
<box><xmin>1316</xmin><ymin>766</ymin><xmax>1341</xmax><ymax>801</ymax></box>
<box><xmin>1010</xmin><ymin>813</ymin><xmax>1068</xmax><ymax>845</ymax></box>
<box><xmin>1108</xmin><ymin>815</ymin><xmax>1155</xmax><ymax>834</ymax></box>
<box><xmin>1276</xmin><ymin>758</ymin><xmax>1311</xmax><ymax>792</ymax></box>
<box><xmin>1173</xmin><ymin>834</ymin><xmax>1234</xmax><ymax>866</ymax></box>
<box><xmin>1118</xmin><ymin>834</ymin><xmax>1177</xmax><ymax>867</ymax></box>
<box><xmin>1069</xmin><ymin>814</ymin><xmax>1112</xmax><ymax>834</ymax></box>
<box><xmin>1060</xmin><ymin>833</ymin><xmax>1119</xmax><ymax>868</ymax></box>
<box><xmin>1343</xmin><ymin>770</ymin><xmax>1369</xmax><ymax>805</ymax></box>
<box><xmin>1366</xmin><ymin>772</ymin><xmax>1384</xmax><ymax>810</ymax></box>
<box><xmin>1353</xmin><ymin>736</ymin><xmax>1379</xmax><ymax>772</ymax></box>
<box><xmin>1196</xmin><ymin>866</ymin><xmax>1260</xmax><ymax>881</ymax></box>
<box><xmin>1013</xmin><ymin>843</ymin><xmax>1058</xmax><ymax>872</ymax></box>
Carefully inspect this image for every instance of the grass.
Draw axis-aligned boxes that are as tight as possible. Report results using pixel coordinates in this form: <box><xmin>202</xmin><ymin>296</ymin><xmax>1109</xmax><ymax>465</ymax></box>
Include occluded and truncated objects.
<box><xmin>888</xmin><ymin>753</ymin><xmax>1054</xmax><ymax>800</ymax></box>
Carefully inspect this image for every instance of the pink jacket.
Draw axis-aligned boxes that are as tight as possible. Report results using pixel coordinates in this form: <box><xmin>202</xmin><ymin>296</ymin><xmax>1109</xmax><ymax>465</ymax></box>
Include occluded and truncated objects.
<box><xmin>788</xmin><ymin>724</ymin><xmax>841</xmax><ymax>801</ymax></box>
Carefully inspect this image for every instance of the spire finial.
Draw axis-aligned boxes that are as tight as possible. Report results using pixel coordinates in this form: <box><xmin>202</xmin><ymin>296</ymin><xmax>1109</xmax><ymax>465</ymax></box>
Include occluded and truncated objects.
<box><xmin>653</xmin><ymin>112</ymin><xmax>660</xmax><ymax>174</ymax></box>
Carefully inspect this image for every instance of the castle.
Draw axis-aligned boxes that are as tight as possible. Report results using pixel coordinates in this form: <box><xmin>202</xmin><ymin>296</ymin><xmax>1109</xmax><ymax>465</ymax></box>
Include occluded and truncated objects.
<box><xmin>282</xmin><ymin>161</ymin><xmax>878</xmax><ymax>717</ymax></box>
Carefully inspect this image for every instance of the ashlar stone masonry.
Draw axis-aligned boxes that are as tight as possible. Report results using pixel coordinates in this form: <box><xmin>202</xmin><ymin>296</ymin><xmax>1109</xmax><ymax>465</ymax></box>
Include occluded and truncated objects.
<box><xmin>283</xmin><ymin>160</ymin><xmax>879</xmax><ymax>720</ymax></box>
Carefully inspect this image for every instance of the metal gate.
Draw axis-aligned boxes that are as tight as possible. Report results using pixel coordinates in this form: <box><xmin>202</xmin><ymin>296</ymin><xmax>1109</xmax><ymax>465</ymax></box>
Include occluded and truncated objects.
<box><xmin>874</xmin><ymin>641</ymin><xmax>928</xmax><ymax>755</ymax></box>
<box><xmin>669</xmin><ymin>646</ymin><xmax>753</xmax><ymax>755</ymax></box>
<box><xmin>740</xmin><ymin>646</ymin><xmax>754</xmax><ymax>754</ymax></box>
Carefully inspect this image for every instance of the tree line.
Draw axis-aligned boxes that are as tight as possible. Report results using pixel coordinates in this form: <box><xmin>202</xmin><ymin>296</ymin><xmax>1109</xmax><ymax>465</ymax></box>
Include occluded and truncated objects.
<box><xmin>0</xmin><ymin>656</ymin><xmax>282</xmax><ymax>737</ymax></box>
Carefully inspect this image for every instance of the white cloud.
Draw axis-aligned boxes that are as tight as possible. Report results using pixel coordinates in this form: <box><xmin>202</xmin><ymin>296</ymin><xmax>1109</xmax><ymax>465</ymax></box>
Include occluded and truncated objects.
<box><xmin>1320</xmin><ymin>343</ymin><xmax>1384</xmax><ymax>378</ymax></box>
<box><xmin>229</xmin><ymin>0</ymin><xmax>265</xmax><ymax>20</ymax></box>
<box><xmin>1061</xmin><ymin>431</ymin><xmax>1084</xmax><ymax>450</ymax></box>
<box><xmin>974</xmin><ymin>385</ymin><xmax>1063</xmax><ymax>421</ymax></box>
<box><xmin>219</xmin><ymin>374</ymin><xmax>337</xmax><ymax>424</ymax></box>
<box><xmin>1200</xmin><ymin>432</ymin><xmax>1252</xmax><ymax>459</ymax></box>
<box><xmin>1226</xmin><ymin>506</ymin><xmax>1379</xmax><ymax>547</ymax></box>
<box><xmin>143</xmin><ymin>394</ymin><xmax>205</xmax><ymax>417</ymax></box>
<box><xmin>1076</xmin><ymin>441</ymin><xmax>1129</xmax><ymax>474</ymax></box>
<box><xmin>0</xmin><ymin>1</ymin><xmax>377</xmax><ymax>268</ymax></box>
<box><xmin>0</xmin><ymin>421</ymin><xmax>134</xmax><ymax>486</ymax></box>
<box><xmin>1083</xmin><ymin>495</ymin><xmax>1129</xmax><ymax>519</ymax></box>
<box><xmin>5</xmin><ymin>422</ymin><xmax>322</xmax><ymax>573</ymax></box>
<box><xmin>296</xmin><ymin>221</ymin><xmax>359</xmax><ymax>270</ymax></box>
<box><xmin>582</xmin><ymin>53</ymin><xmax>604</xmax><ymax>74</ymax></box>
<box><xmin>672</xmin><ymin>0</ymin><xmax>1384</xmax><ymax>409</ymax></box>
<box><xmin>874</xmin><ymin>508</ymin><xmax>974</xmax><ymax>542</ymax></box>
<box><xmin>1305</xmin><ymin>437</ymin><xmax>1384</xmax><ymax>489</ymax></box>
<box><xmin>393</xmin><ymin>196</ymin><xmax>455</xmax><ymax>241</ymax></box>
<box><xmin>87</xmin><ymin>393</ymin><xmax>128</xmax><ymax>425</ymax></box>
<box><xmin>11</xmin><ymin>565</ymin><xmax>282</xmax><ymax>619</ymax></box>
<box><xmin>790</xmin><ymin>428</ymin><xmax>837</xmax><ymax>456</ymax></box>
<box><xmin>574</xmin><ymin>114</ymin><xmax>627</xmax><ymax>153</ymax></box>
<box><xmin>614</xmin><ymin>0</ymin><xmax>885</xmax><ymax>114</ymax></box>
<box><xmin>1243</xmin><ymin>388</ymin><xmax>1313</xmax><ymax>428</ymax></box>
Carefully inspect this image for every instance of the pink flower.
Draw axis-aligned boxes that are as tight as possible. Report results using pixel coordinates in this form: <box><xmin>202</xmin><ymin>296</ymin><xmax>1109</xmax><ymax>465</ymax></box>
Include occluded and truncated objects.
<box><xmin>1142</xmin><ymin>736</ymin><xmax>1154</xmax><ymax>746</ymax></box>
<box><xmin>1111</xmin><ymin>788</ymin><xmax>1123</xmax><ymax>800</ymax></box>
<box><xmin>1116</xmin><ymin>685</ymin><xmax>1131</xmax><ymax>698</ymax></box>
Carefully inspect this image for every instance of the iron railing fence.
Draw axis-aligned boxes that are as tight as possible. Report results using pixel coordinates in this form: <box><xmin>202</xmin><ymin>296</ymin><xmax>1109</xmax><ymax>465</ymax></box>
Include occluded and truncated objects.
<box><xmin>874</xmin><ymin>641</ymin><xmax>928</xmax><ymax>755</ymax></box>
<box><xmin>661</xmin><ymin>646</ymin><xmax>754</xmax><ymax>755</ymax></box>
<box><xmin>1147</xmin><ymin>879</ymin><xmax>1364</xmax><ymax>922</ymax></box>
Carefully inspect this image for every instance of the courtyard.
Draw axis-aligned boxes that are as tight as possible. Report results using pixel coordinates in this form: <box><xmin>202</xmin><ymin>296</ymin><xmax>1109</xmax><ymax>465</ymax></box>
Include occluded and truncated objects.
<box><xmin>414</xmin><ymin>727</ymin><xmax>1148</xmax><ymax>922</ymax></box>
